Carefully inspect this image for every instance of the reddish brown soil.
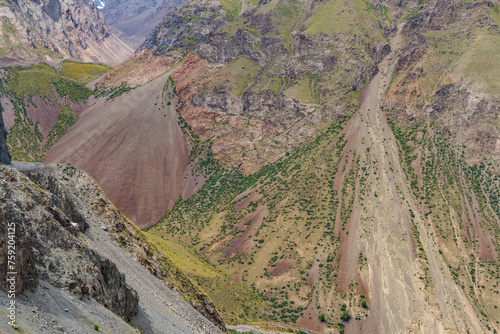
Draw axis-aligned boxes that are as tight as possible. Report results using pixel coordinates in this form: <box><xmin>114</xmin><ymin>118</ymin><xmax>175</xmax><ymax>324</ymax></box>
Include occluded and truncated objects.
<box><xmin>25</xmin><ymin>96</ymin><xmax>60</xmax><ymax>136</ymax></box>
<box><xmin>224</xmin><ymin>206</ymin><xmax>268</xmax><ymax>257</ymax></box>
<box><xmin>469</xmin><ymin>193</ymin><xmax>498</xmax><ymax>261</ymax></box>
<box><xmin>232</xmin><ymin>269</ymin><xmax>244</xmax><ymax>284</ymax></box>
<box><xmin>97</xmin><ymin>49</ymin><xmax>177</xmax><ymax>88</ymax></box>
<box><xmin>46</xmin><ymin>74</ymin><xmax>189</xmax><ymax>228</ymax></box>
<box><xmin>181</xmin><ymin>169</ymin><xmax>206</xmax><ymax>200</ymax></box>
<box><xmin>1</xmin><ymin>97</ymin><xmax>17</xmax><ymax>130</ymax></box>
<box><xmin>232</xmin><ymin>185</ymin><xmax>261</xmax><ymax>204</ymax></box>
<box><xmin>268</xmin><ymin>259</ymin><xmax>296</xmax><ymax>277</ymax></box>
<box><xmin>296</xmin><ymin>290</ymin><xmax>325</xmax><ymax>334</ymax></box>
<box><xmin>235</xmin><ymin>193</ymin><xmax>262</xmax><ymax>212</ymax></box>
<box><xmin>306</xmin><ymin>260</ymin><xmax>319</xmax><ymax>286</ymax></box>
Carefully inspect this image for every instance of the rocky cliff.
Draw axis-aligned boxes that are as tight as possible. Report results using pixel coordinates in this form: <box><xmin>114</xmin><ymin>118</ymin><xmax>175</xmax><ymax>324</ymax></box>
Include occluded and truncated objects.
<box><xmin>0</xmin><ymin>101</ymin><xmax>11</xmax><ymax>164</ymax></box>
<box><xmin>0</xmin><ymin>166</ymin><xmax>139</xmax><ymax>321</ymax></box>
<box><xmin>0</xmin><ymin>0</ymin><xmax>132</xmax><ymax>64</ymax></box>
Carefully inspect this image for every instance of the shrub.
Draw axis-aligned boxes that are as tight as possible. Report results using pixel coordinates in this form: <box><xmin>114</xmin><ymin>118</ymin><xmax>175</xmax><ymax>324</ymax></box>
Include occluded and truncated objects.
<box><xmin>340</xmin><ymin>312</ymin><xmax>351</xmax><ymax>321</ymax></box>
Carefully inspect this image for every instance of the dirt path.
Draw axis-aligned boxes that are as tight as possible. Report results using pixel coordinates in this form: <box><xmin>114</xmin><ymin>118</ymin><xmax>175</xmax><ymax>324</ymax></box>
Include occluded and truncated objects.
<box><xmin>333</xmin><ymin>28</ymin><xmax>486</xmax><ymax>333</ymax></box>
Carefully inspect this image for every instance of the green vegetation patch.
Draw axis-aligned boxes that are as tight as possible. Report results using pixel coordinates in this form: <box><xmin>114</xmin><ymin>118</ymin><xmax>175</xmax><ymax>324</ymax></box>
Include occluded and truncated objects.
<box><xmin>61</xmin><ymin>60</ymin><xmax>111</xmax><ymax>84</ymax></box>
<box><xmin>3</xmin><ymin>62</ymin><xmax>93</xmax><ymax>102</ymax></box>
<box><xmin>220</xmin><ymin>0</ymin><xmax>242</xmax><ymax>21</ymax></box>
<box><xmin>144</xmin><ymin>232</ymin><xmax>265</xmax><ymax>324</ymax></box>
<box><xmin>303</xmin><ymin>0</ymin><xmax>383</xmax><ymax>39</ymax></box>
<box><xmin>283</xmin><ymin>74</ymin><xmax>319</xmax><ymax>104</ymax></box>
<box><xmin>454</xmin><ymin>34</ymin><xmax>500</xmax><ymax>94</ymax></box>
<box><xmin>6</xmin><ymin>104</ymin><xmax>44</xmax><ymax>162</ymax></box>
<box><xmin>53</xmin><ymin>79</ymin><xmax>93</xmax><ymax>103</ymax></box>
<box><xmin>43</xmin><ymin>104</ymin><xmax>78</xmax><ymax>151</ymax></box>
<box><xmin>209</xmin><ymin>57</ymin><xmax>259</xmax><ymax>97</ymax></box>
<box><xmin>4</xmin><ymin>63</ymin><xmax>59</xmax><ymax>101</ymax></box>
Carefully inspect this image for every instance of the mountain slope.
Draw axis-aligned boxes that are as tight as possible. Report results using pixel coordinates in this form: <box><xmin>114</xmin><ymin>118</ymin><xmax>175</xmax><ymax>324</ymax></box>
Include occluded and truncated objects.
<box><xmin>101</xmin><ymin>0</ymin><xmax>186</xmax><ymax>49</ymax></box>
<box><xmin>0</xmin><ymin>164</ymin><xmax>225</xmax><ymax>333</ymax></box>
<box><xmin>0</xmin><ymin>61</ymin><xmax>112</xmax><ymax>162</ymax></box>
<box><xmin>46</xmin><ymin>74</ymin><xmax>189</xmax><ymax>228</ymax></box>
<box><xmin>143</xmin><ymin>0</ymin><xmax>500</xmax><ymax>332</ymax></box>
<box><xmin>103</xmin><ymin>0</ymin><xmax>400</xmax><ymax>175</ymax></box>
<box><xmin>0</xmin><ymin>0</ymin><xmax>132</xmax><ymax>64</ymax></box>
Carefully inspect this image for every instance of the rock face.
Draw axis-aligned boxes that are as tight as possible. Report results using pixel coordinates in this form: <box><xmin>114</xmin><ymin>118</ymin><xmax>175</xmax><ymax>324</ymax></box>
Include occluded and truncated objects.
<box><xmin>0</xmin><ymin>0</ymin><xmax>132</xmax><ymax>64</ymax></box>
<box><xmin>0</xmin><ymin>102</ymin><xmax>11</xmax><ymax>165</ymax></box>
<box><xmin>0</xmin><ymin>166</ymin><xmax>138</xmax><ymax>320</ymax></box>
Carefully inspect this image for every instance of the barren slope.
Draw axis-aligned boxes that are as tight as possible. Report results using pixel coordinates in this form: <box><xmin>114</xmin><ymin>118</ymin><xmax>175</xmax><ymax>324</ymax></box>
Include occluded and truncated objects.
<box><xmin>331</xmin><ymin>28</ymin><xmax>486</xmax><ymax>334</ymax></box>
<box><xmin>103</xmin><ymin>0</ymin><xmax>185</xmax><ymax>49</ymax></box>
<box><xmin>46</xmin><ymin>74</ymin><xmax>189</xmax><ymax>228</ymax></box>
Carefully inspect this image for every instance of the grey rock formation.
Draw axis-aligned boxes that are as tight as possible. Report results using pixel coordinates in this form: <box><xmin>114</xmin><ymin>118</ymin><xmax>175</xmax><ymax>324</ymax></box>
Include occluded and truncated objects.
<box><xmin>101</xmin><ymin>0</ymin><xmax>186</xmax><ymax>49</ymax></box>
<box><xmin>0</xmin><ymin>102</ymin><xmax>11</xmax><ymax>165</ymax></box>
<box><xmin>0</xmin><ymin>167</ymin><xmax>138</xmax><ymax>320</ymax></box>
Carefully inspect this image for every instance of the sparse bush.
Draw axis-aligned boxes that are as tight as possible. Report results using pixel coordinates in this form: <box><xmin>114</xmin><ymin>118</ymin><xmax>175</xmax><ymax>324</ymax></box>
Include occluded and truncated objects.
<box><xmin>340</xmin><ymin>312</ymin><xmax>351</xmax><ymax>321</ymax></box>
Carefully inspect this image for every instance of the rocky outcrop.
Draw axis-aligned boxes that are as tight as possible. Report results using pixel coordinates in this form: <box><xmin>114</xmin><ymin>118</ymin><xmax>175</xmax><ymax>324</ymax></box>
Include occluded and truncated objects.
<box><xmin>0</xmin><ymin>166</ymin><xmax>138</xmax><ymax>320</ymax></box>
<box><xmin>0</xmin><ymin>0</ymin><xmax>132</xmax><ymax>64</ymax></box>
<box><xmin>0</xmin><ymin>101</ymin><xmax>11</xmax><ymax>165</ymax></box>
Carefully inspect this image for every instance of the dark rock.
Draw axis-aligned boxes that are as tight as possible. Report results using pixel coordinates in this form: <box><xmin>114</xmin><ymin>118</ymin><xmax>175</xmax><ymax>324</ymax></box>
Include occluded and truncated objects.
<box><xmin>0</xmin><ymin>101</ymin><xmax>11</xmax><ymax>165</ymax></box>
<box><xmin>42</xmin><ymin>0</ymin><xmax>62</xmax><ymax>22</ymax></box>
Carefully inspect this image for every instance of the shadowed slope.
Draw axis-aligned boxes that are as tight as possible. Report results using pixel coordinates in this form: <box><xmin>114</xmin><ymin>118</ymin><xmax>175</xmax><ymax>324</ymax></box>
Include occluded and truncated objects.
<box><xmin>46</xmin><ymin>75</ymin><xmax>189</xmax><ymax>228</ymax></box>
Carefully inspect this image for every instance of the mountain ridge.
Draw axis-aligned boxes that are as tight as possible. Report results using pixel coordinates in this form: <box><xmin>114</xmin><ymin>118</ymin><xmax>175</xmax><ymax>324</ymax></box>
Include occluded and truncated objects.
<box><xmin>0</xmin><ymin>0</ymin><xmax>133</xmax><ymax>64</ymax></box>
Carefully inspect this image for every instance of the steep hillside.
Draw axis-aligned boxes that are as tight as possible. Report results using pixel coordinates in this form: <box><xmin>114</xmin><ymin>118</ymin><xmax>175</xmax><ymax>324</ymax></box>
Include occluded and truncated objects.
<box><xmin>0</xmin><ymin>164</ymin><xmax>225</xmax><ymax>333</ymax></box>
<box><xmin>46</xmin><ymin>74</ymin><xmax>189</xmax><ymax>228</ymax></box>
<box><xmin>0</xmin><ymin>0</ymin><xmax>132</xmax><ymax>64</ymax></box>
<box><xmin>385</xmin><ymin>0</ymin><xmax>500</xmax><ymax>167</ymax></box>
<box><xmin>145</xmin><ymin>0</ymin><xmax>500</xmax><ymax>333</ymax></box>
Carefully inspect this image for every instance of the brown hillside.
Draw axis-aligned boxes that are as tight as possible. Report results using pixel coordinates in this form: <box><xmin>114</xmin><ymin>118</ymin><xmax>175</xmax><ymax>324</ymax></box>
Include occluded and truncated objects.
<box><xmin>46</xmin><ymin>74</ymin><xmax>188</xmax><ymax>228</ymax></box>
